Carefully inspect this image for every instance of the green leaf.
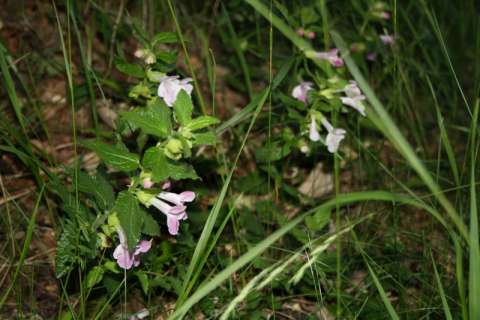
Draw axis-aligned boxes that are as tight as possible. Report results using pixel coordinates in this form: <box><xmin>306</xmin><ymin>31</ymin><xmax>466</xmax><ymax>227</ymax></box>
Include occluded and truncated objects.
<box><xmin>168</xmin><ymin>161</ymin><xmax>199</xmax><ymax>180</ymax></box>
<box><xmin>152</xmin><ymin>32</ymin><xmax>178</xmax><ymax>44</ymax></box>
<box><xmin>143</xmin><ymin>147</ymin><xmax>199</xmax><ymax>181</ymax></box>
<box><xmin>193</xmin><ymin>131</ymin><xmax>216</xmax><ymax>146</ymax></box>
<box><xmin>305</xmin><ymin>208</ymin><xmax>331</xmax><ymax>231</ymax></box>
<box><xmin>156</xmin><ymin>51</ymin><xmax>177</xmax><ymax>64</ymax></box>
<box><xmin>136</xmin><ymin>271</ymin><xmax>150</xmax><ymax>295</ymax></box>
<box><xmin>86</xmin><ymin>266</ymin><xmax>105</xmax><ymax>289</ymax></box>
<box><xmin>82</xmin><ymin>140</ymin><xmax>139</xmax><ymax>172</ymax></box>
<box><xmin>143</xmin><ymin>147</ymin><xmax>170</xmax><ymax>182</ymax></box>
<box><xmin>114</xmin><ymin>192</ymin><xmax>144</xmax><ymax>250</ymax></box>
<box><xmin>114</xmin><ymin>58</ymin><xmax>145</xmax><ymax>77</ymax></box>
<box><xmin>142</xmin><ymin>213</ymin><xmax>161</xmax><ymax>236</ymax></box>
<box><xmin>121</xmin><ymin>98</ymin><xmax>172</xmax><ymax>138</ymax></box>
<box><xmin>77</xmin><ymin>171</ymin><xmax>115</xmax><ymax>210</ymax></box>
<box><xmin>173</xmin><ymin>90</ymin><xmax>193</xmax><ymax>125</ymax></box>
<box><xmin>55</xmin><ymin>218</ymin><xmax>79</xmax><ymax>278</ymax></box>
<box><xmin>254</xmin><ymin>142</ymin><xmax>290</xmax><ymax>162</ymax></box>
<box><xmin>186</xmin><ymin>116</ymin><xmax>220</xmax><ymax>131</ymax></box>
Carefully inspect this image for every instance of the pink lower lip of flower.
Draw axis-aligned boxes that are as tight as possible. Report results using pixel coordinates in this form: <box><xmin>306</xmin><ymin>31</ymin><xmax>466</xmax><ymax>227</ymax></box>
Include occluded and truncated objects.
<box><xmin>113</xmin><ymin>239</ymin><xmax>152</xmax><ymax>270</ymax></box>
<box><xmin>167</xmin><ymin>216</ymin><xmax>180</xmax><ymax>235</ymax></box>
<box><xmin>113</xmin><ymin>245</ymin><xmax>134</xmax><ymax>269</ymax></box>
<box><xmin>169</xmin><ymin>205</ymin><xmax>187</xmax><ymax>215</ymax></box>
<box><xmin>179</xmin><ymin>191</ymin><xmax>196</xmax><ymax>202</ymax></box>
<box><xmin>306</xmin><ymin>31</ymin><xmax>315</xmax><ymax>39</ymax></box>
<box><xmin>135</xmin><ymin>239</ymin><xmax>152</xmax><ymax>254</ymax></box>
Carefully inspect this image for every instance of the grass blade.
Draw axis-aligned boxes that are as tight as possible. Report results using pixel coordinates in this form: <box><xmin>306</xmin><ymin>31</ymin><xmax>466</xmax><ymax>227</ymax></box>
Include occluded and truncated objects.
<box><xmin>220</xmin><ymin>4</ymin><xmax>253</xmax><ymax>99</ymax></box>
<box><xmin>427</xmin><ymin>76</ymin><xmax>461</xmax><ymax>187</ymax></box>
<box><xmin>0</xmin><ymin>42</ymin><xmax>27</xmax><ymax>136</ymax></box>
<box><xmin>468</xmin><ymin>100</ymin><xmax>480</xmax><ymax>319</ymax></box>
<box><xmin>364</xmin><ymin>261</ymin><xmax>400</xmax><ymax>320</ymax></box>
<box><xmin>0</xmin><ymin>186</ymin><xmax>45</xmax><ymax>310</ymax></box>
<box><xmin>431</xmin><ymin>251</ymin><xmax>453</xmax><ymax>320</ymax></box>
<box><xmin>169</xmin><ymin>190</ymin><xmax>452</xmax><ymax>319</ymax></box>
<box><xmin>177</xmin><ymin>88</ymin><xmax>270</xmax><ymax>306</ymax></box>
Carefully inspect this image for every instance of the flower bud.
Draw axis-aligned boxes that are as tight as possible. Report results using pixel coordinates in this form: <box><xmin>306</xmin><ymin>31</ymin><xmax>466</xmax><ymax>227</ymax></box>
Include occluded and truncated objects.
<box><xmin>128</xmin><ymin>83</ymin><xmax>151</xmax><ymax>99</ymax></box>
<box><xmin>144</xmin><ymin>52</ymin><xmax>156</xmax><ymax>64</ymax></box>
<box><xmin>165</xmin><ymin>138</ymin><xmax>183</xmax><ymax>160</ymax></box>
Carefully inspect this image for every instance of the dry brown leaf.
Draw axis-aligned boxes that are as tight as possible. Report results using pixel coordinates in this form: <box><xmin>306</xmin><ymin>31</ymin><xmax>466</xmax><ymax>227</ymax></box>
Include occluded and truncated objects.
<box><xmin>298</xmin><ymin>163</ymin><xmax>333</xmax><ymax>198</ymax></box>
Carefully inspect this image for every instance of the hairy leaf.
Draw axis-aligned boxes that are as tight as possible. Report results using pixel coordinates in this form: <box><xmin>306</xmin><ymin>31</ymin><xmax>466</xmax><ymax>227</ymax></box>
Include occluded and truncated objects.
<box><xmin>82</xmin><ymin>140</ymin><xmax>139</xmax><ymax>172</ymax></box>
<box><xmin>55</xmin><ymin>218</ymin><xmax>79</xmax><ymax>278</ymax></box>
<box><xmin>114</xmin><ymin>192</ymin><xmax>144</xmax><ymax>250</ymax></box>
<box><xmin>121</xmin><ymin>98</ymin><xmax>172</xmax><ymax>138</ymax></box>
<box><xmin>77</xmin><ymin>171</ymin><xmax>115</xmax><ymax>210</ymax></box>
<box><xmin>173</xmin><ymin>90</ymin><xmax>193</xmax><ymax>125</ymax></box>
<box><xmin>186</xmin><ymin>116</ymin><xmax>220</xmax><ymax>131</ymax></box>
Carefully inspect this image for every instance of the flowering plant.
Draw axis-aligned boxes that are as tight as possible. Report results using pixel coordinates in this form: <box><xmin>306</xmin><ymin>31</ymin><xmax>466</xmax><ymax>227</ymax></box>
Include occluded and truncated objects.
<box><xmin>53</xmin><ymin>31</ymin><xmax>219</xmax><ymax>278</ymax></box>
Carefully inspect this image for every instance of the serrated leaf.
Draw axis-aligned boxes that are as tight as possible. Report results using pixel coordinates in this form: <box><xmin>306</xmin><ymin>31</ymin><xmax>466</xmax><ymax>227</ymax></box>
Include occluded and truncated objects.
<box><xmin>77</xmin><ymin>171</ymin><xmax>115</xmax><ymax>210</ymax></box>
<box><xmin>193</xmin><ymin>131</ymin><xmax>216</xmax><ymax>146</ymax></box>
<box><xmin>121</xmin><ymin>98</ymin><xmax>172</xmax><ymax>138</ymax></box>
<box><xmin>157</xmin><ymin>51</ymin><xmax>177</xmax><ymax>64</ymax></box>
<box><xmin>173</xmin><ymin>90</ymin><xmax>193</xmax><ymax>125</ymax></box>
<box><xmin>168</xmin><ymin>161</ymin><xmax>199</xmax><ymax>180</ymax></box>
<box><xmin>255</xmin><ymin>142</ymin><xmax>291</xmax><ymax>162</ymax></box>
<box><xmin>305</xmin><ymin>208</ymin><xmax>331</xmax><ymax>231</ymax></box>
<box><xmin>186</xmin><ymin>116</ymin><xmax>220</xmax><ymax>131</ymax></box>
<box><xmin>152</xmin><ymin>32</ymin><xmax>178</xmax><ymax>44</ymax></box>
<box><xmin>86</xmin><ymin>266</ymin><xmax>105</xmax><ymax>288</ymax></box>
<box><xmin>143</xmin><ymin>147</ymin><xmax>170</xmax><ymax>182</ymax></box>
<box><xmin>55</xmin><ymin>218</ymin><xmax>79</xmax><ymax>278</ymax></box>
<box><xmin>114</xmin><ymin>192</ymin><xmax>144</xmax><ymax>250</ymax></box>
<box><xmin>114</xmin><ymin>58</ymin><xmax>145</xmax><ymax>77</ymax></box>
<box><xmin>83</xmin><ymin>140</ymin><xmax>139</xmax><ymax>172</ymax></box>
<box><xmin>142</xmin><ymin>213</ymin><xmax>161</xmax><ymax>236</ymax></box>
<box><xmin>143</xmin><ymin>147</ymin><xmax>199</xmax><ymax>181</ymax></box>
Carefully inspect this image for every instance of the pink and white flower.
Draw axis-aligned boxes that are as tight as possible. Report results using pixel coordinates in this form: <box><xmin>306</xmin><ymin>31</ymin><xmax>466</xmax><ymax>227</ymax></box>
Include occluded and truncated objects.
<box><xmin>113</xmin><ymin>228</ymin><xmax>152</xmax><ymax>270</ymax></box>
<box><xmin>308</xmin><ymin>116</ymin><xmax>320</xmax><ymax>142</ymax></box>
<box><xmin>314</xmin><ymin>49</ymin><xmax>344</xmax><ymax>67</ymax></box>
<box><xmin>292</xmin><ymin>81</ymin><xmax>314</xmax><ymax>104</ymax></box>
<box><xmin>380</xmin><ymin>34</ymin><xmax>395</xmax><ymax>45</ymax></box>
<box><xmin>340</xmin><ymin>81</ymin><xmax>366</xmax><ymax>116</ymax></box>
<box><xmin>157</xmin><ymin>75</ymin><xmax>193</xmax><ymax>107</ymax></box>
<box><xmin>306</xmin><ymin>31</ymin><xmax>316</xmax><ymax>39</ymax></box>
<box><xmin>148</xmin><ymin>190</ymin><xmax>195</xmax><ymax>235</ymax></box>
<box><xmin>320</xmin><ymin>118</ymin><xmax>346</xmax><ymax>153</ymax></box>
<box><xmin>366</xmin><ymin>52</ymin><xmax>377</xmax><ymax>61</ymax></box>
<box><xmin>380</xmin><ymin>12</ymin><xmax>391</xmax><ymax>20</ymax></box>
